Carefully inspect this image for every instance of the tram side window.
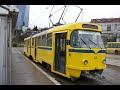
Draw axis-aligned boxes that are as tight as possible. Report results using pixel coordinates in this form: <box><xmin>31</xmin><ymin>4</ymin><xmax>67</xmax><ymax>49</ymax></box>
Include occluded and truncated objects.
<box><xmin>118</xmin><ymin>44</ymin><xmax>120</xmax><ymax>48</ymax></box>
<box><xmin>111</xmin><ymin>44</ymin><xmax>117</xmax><ymax>48</ymax></box>
<box><xmin>42</xmin><ymin>35</ymin><xmax>46</xmax><ymax>46</ymax></box>
<box><xmin>47</xmin><ymin>33</ymin><xmax>52</xmax><ymax>47</ymax></box>
<box><xmin>38</xmin><ymin>36</ymin><xmax>41</xmax><ymax>46</ymax></box>
<box><xmin>107</xmin><ymin>44</ymin><xmax>111</xmax><ymax>48</ymax></box>
<box><xmin>116</xmin><ymin>44</ymin><xmax>118</xmax><ymax>48</ymax></box>
<box><xmin>32</xmin><ymin>38</ymin><xmax>34</xmax><ymax>47</ymax></box>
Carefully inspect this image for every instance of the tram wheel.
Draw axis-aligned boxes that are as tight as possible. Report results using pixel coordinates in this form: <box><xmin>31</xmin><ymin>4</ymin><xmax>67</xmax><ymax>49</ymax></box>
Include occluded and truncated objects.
<box><xmin>115</xmin><ymin>50</ymin><xmax>118</xmax><ymax>55</ymax></box>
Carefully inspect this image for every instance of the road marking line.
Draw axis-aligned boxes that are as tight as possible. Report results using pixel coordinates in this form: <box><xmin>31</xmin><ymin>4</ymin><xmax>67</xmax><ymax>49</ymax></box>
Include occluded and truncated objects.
<box><xmin>15</xmin><ymin>48</ymin><xmax>61</xmax><ymax>85</ymax></box>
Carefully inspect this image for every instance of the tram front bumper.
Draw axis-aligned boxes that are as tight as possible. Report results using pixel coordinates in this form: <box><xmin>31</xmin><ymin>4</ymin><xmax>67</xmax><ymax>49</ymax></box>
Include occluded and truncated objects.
<box><xmin>67</xmin><ymin>65</ymin><xmax>106</xmax><ymax>70</ymax></box>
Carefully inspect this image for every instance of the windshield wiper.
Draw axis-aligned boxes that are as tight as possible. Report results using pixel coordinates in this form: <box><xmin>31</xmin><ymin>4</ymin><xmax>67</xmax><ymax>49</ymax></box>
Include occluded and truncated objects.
<box><xmin>80</xmin><ymin>38</ymin><xmax>91</xmax><ymax>49</ymax></box>
<box><xmin>88</xmin><ymin>39</ymin><xmax>102</xmax><ymax>49</ymax></box>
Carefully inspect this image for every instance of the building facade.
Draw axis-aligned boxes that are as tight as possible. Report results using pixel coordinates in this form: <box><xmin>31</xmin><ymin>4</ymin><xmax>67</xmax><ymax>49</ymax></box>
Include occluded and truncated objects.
<box><xmin>15</xmin><ymin>5</ymin><xmax>29</xmax><ymax>34</ymax></box>
<box><xmin>90</xmin><ymin>18</ymin><xmax>120</xmax><ymax>42</ymax></box>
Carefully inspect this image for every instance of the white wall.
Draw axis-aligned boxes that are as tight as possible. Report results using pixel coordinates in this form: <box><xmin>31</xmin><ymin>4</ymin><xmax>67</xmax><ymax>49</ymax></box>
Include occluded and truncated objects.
<box><xmin>0</xmin><ymin>16</ymin><xmax>8</xmax><ymax>85</ymax></box>
<box><xmin>0</xmin><ymin>7</ymin><xmax>8</xmax><ymax>14</ymax></box>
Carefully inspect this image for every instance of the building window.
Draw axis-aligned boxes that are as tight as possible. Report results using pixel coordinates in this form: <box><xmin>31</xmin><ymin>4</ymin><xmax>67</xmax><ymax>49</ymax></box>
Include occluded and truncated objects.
<box><xmin>42</xmin><ymin>35</ymin><xmax>46</xmax><ymax>46</ymax></box>
<box><xmin>107</xmin><ymin>24</ymin><xmax>111</xmax><ymax>31</ymax></box>
<box><xmin>114</xmin><ymin>24</ymin><xmax>117</xmax><ymax>30</ymax></box>
<box><xmin>47</xmin><ymin>33</ymin><xmax>52</xmax><ymax>47</ymax></box>
<box><xmin>38</xmin><ymin>36</ymin><xmax>41</xmax><ymax>46</ymax></box>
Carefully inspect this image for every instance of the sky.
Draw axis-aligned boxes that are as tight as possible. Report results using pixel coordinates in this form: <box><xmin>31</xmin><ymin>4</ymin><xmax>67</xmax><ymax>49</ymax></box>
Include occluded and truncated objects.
<box><xmin>29</xmin><ymin>5</ymin><xmax>120</xmax><ymax>28</ymax></box>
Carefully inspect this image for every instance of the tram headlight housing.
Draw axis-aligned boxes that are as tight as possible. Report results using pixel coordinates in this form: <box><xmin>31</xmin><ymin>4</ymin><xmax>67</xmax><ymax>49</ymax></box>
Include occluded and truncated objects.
<box><xmin>103</xmin><ymin>59</ymin><xmax>106</xmax><ymax>64</ymax></box>
<box><xmin>83</xmin><ymin>60</ymin><xmax>88</xmax><ymax>65</ymax></box>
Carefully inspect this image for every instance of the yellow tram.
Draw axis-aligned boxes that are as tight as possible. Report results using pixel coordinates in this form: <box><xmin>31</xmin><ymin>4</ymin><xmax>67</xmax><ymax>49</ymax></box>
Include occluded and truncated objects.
<box><xmin>24</xmin><ymin>22</ymin><xmax>106</xmax><ymax>81</ymax></box>
<box><xmin>106</xmin><ymin>42</ymin><xmax>120</xmax><ymax>54</ymax></box>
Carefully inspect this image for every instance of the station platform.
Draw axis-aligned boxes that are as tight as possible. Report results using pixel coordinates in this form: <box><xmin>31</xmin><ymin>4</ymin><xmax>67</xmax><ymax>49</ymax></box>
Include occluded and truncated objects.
<box><xmin>11</xmin><ymin>48</ymin><xmax>55</xmax><ymax>85</ymax></box>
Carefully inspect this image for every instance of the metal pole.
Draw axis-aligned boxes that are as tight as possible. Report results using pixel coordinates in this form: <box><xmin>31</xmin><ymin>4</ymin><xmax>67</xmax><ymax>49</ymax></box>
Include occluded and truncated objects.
<box><xmin>9</xmin><ymin>16</ymin><xmax>12</xmax><ymax>85</ymax></box>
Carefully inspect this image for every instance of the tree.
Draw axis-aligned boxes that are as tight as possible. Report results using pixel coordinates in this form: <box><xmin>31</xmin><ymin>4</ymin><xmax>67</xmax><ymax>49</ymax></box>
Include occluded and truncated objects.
<box><xmin>33</xmin><ymin>26</ymin><xmax>38</xmax><ymax>31</ymax></box>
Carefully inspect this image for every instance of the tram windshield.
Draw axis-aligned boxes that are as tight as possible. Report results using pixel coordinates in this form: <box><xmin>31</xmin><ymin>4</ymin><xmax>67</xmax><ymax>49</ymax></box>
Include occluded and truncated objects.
<box><xmin>70</xmin><ymin>30</ymin><xmax>104</xmax><ymax>48</ymax></box>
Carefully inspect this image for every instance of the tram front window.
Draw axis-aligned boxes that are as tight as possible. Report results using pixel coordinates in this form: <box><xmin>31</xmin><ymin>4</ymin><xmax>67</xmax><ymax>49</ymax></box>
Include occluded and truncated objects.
<box><xmin>70</xmin><ymin>30</ymin><xmax>104</xmax><ymax>48</ymax></box>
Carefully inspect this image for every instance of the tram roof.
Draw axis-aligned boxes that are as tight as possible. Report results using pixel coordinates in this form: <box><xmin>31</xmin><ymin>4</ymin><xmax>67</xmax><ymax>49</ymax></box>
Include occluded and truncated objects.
<box><xmin>24</xmin><ymin>36</ymin><xmax>31</xmax><ymax>40</ymax></box>
<box><xmin>31</xmin><ymin>22</ymin><xmax>102</xmax><ymax>38</ymax></box>
<box><xmin>32</xmin><ymin>30</ymin><xmax>48</xmax><ymax>38</ymax></box>
<box><xmin>48</xmin><ymin>22</ymin><xmax>101</xmax><ymax>32</ymax></box>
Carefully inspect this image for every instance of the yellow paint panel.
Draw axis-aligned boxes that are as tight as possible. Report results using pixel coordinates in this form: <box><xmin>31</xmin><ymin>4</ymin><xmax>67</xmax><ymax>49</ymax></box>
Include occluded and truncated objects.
<box><xmin>36</xmin><ymin>48</ymin><xmax>53</xmax><ymax>65</ymax></box>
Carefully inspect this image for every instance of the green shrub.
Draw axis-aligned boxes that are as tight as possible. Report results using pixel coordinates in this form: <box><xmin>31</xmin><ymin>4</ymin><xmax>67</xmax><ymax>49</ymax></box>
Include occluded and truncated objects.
<box><xmin>17</xmin><ymin>44</ymin><xmax>24</xmax><ymax>47</ymax></box>
<box><xmin>12</xmin><ymin>43</ymin><xmax>18</xmax><ymax>47</ymax></box>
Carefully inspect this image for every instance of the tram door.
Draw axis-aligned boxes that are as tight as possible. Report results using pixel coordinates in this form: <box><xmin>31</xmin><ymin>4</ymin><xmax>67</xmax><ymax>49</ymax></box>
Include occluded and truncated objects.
<box><xmin>34</xmin><ymin>38</ymin><xmax>37</xmax><ymax>60</ymax></box>
<box><xmin>54</xmin><ymin>32</ymin><xmax>67</xmax><ymax>74</ymax></box>
<box><xmin>27</xmin><ymin>40</ymin><xmax>28</xmax><ymax>53</ymax></box>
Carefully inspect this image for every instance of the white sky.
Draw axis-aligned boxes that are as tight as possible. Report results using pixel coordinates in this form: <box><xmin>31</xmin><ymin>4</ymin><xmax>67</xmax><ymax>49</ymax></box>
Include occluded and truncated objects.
<box><xmin>29</xmin><ymin>5</ymin><xmax>120</xmax><ymax>28</ymax></box>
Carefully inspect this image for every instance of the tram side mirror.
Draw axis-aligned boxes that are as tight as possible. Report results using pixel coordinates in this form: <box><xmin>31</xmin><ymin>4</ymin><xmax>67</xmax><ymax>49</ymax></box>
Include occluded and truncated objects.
<box><xmin>66</xmin><ymin>40</ymin><xmax>70</xmax><ymax>45</ymax></box>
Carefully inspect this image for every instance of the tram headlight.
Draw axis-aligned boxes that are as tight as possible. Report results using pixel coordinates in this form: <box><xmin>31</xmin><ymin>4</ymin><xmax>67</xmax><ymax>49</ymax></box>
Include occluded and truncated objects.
<box><xmin>103</xmin><ymin>59</ymin><xmax>106</xmax><ymax>64</ymax></box>
<box><xmin>83</xmin><ymin>60</ymin><xmax>88</xmax><ymax>65</ymax></box>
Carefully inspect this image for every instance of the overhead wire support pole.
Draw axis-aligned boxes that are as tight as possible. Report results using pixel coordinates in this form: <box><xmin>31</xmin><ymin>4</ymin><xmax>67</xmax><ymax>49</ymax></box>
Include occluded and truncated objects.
<box><xmin>49</xmin><ymin>18</ymin><xmax>54</xmax><ymax>27</ymax></box>
<box><xmin>51</xmin><ymin>6</ymin><xmax>65</xmax><ymax>15</ymax></box>
<box><xmin>74</xmin><ymin>5</ymin><xmax>83</xmax><ymax>10</ymax></box>
<box><xmin>61</xmin><ymin>5</ymin><xmax>69</xmax><ymax>24</ymax></box>
<box><xmin>58</xmin><ymin>5</ymin><xmax>67</xmax><ymax>24</ymax></box>
<box><xmin>73</xmin><ymin>5</ymin><xmax>83</xmax><ymax>22</ymax></box>
<box><xmin>75</xmin><ymin>9</ymin><xmax>83</xmax><ymax>22</ymax></box>
<box><xmin>48</xmin><ymin>5</ymin><xmax>66</xmax><ymax>26</ymax></box>
<box><xmin>49</xmin><ymin>5</ymin><xmax>54</xmax><ymax>27</ymax></box>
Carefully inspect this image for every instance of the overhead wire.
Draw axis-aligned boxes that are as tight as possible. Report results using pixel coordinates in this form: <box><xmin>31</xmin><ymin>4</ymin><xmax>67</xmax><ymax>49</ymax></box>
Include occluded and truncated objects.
<box><xmin>61</xmin><ymin>5</ymin><xmax>69</xmax><ymax>24</ymax></box>
<box><xmin>49</xmin><ymin>5</ymin><xmax>54</xmax><ymax>27</ymax></box>
<box><xmin>30</xmin><ymin>5</ymin><xmax>51</xmax><ymax>27</ymax></box>
<box><xmin>73</xmin><ymin>5</ymin><xmax>83</xmax><ymax>22</ymax></box>
<box><xmin>30</xmin><ymin>5</ymin><xmax>83</xmax><ymax>28</ymax></box>
<box><xmin>49</xmin><ymin>5</ymin><xmax>65</xmax><ymax>27</ymax></box>
<box><xmin>58</xmin><ymin>5</ymin><xmax>67</xmax><ymax>23</ymax></box>
<box><xmin>51</xmin><ymin>6</ymin><xmax>65</xmax><ymax>15</ymax></box>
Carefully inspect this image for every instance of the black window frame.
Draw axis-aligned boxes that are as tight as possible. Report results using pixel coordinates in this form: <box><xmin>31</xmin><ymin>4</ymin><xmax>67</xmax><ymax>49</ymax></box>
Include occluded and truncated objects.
<box><xmin>47</xmin><ymin>33</ymin><xmax>52</xmax><ymax>47</ymax></box>
<box><xmin>32</xmin><ymin>38</ymin><xmax>34</xmax><ymax>47</ymax></box>
<box><xmin>38</xmin><ymin>36</ymin><xmax>42</xmax><ymax>46</ymax></box>
<box><xmin>42</xmin><ymin>34</ymin><xmax>46</xmax><ymax>46</ymax></box>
